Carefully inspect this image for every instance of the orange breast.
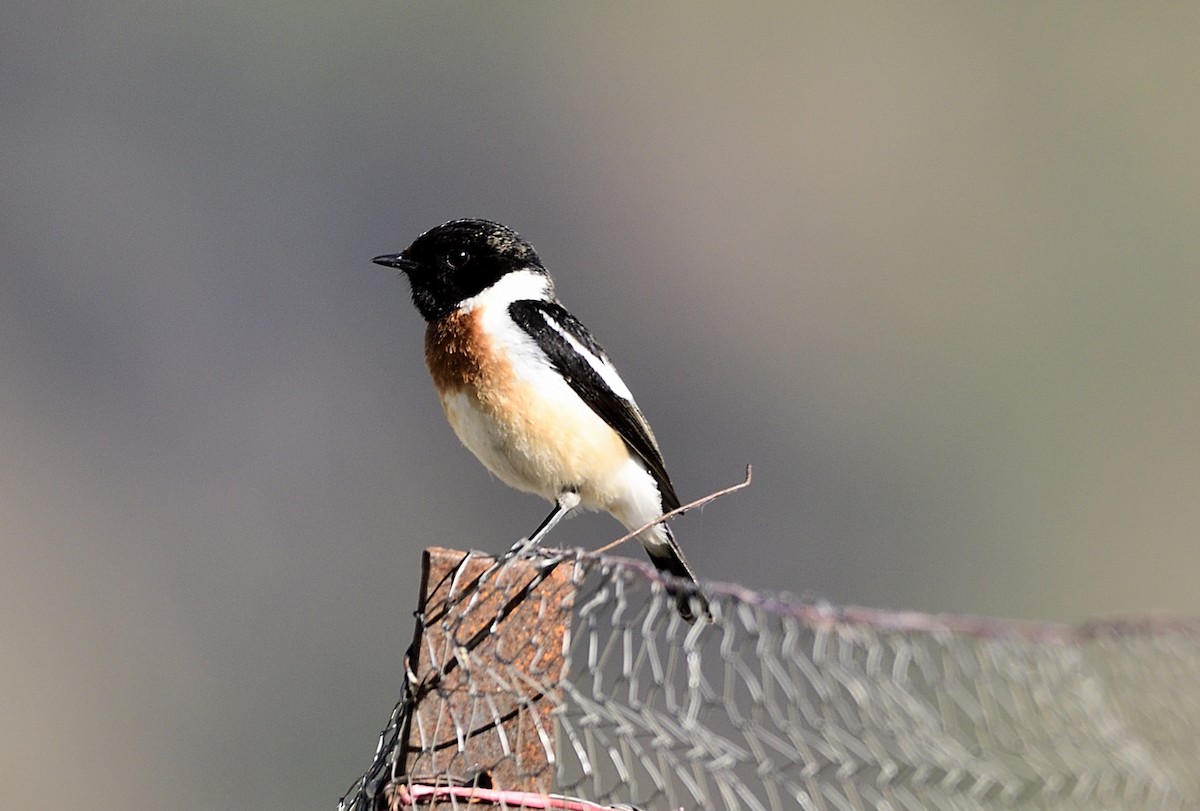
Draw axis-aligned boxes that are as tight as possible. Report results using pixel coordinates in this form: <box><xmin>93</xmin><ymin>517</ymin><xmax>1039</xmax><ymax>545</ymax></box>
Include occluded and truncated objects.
<box><xmin>424</xmin><ymin>310</ymin><xmax>497</xmax><ymax>393</ymax></box>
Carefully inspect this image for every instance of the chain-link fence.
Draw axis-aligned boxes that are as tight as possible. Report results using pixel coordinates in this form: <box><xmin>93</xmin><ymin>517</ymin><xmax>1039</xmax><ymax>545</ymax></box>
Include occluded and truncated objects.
<box><xmin>340</xmin><ymin>547</ymin><xmax>1200</xmax><ymax>811</ymax></box>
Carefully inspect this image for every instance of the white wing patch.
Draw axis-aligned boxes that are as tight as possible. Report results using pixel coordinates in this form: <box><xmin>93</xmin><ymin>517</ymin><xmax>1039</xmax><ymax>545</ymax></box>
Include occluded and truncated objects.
<box><xmin>539</xmin><ymin>310</ymin><xmax>637</xmax><ymax>403</ymax></box>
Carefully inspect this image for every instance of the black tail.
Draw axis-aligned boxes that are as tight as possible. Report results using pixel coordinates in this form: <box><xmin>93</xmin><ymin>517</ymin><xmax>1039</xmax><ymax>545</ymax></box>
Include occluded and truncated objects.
<box><xmin>644</xmin><ymin>526</ymin><xmax>711</xmax><ymax>623</ymax></box>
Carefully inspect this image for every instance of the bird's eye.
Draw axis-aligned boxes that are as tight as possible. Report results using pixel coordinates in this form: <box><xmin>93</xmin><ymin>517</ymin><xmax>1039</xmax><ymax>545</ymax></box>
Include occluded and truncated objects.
<box><xmin>444</xmin><ymin>250</ymin><xmax>470</xmax><ymax>270</ymax></box>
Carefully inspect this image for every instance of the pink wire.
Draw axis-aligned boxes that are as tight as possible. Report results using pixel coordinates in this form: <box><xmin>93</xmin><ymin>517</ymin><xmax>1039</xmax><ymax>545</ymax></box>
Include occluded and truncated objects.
<box><xmin>392</xmin><ymin>782</ymin><xmax>634</xmax><ymax>811</ymax></box>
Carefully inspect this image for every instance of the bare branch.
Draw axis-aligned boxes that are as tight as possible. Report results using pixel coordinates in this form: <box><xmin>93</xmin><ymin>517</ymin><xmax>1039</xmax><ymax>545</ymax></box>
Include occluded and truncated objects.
<box><xmin>593</xmin><ymin>464</ymin><xmax>752</xmax><ymax>555</ymax></box>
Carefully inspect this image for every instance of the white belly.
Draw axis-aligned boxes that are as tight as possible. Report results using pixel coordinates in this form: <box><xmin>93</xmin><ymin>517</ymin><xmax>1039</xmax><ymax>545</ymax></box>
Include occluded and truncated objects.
<box><xmin>439</xmin><ymin>379</ymin><xmax>633</xmax><ymax>509</ymax></box>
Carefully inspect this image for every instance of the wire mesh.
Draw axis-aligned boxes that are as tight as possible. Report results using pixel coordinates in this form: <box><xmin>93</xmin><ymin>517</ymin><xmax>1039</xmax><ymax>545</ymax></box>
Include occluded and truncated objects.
<box><xmin>340</xmin><ymin>547</ymin><xmax>1200</xmax><ymax>811</ymax></box>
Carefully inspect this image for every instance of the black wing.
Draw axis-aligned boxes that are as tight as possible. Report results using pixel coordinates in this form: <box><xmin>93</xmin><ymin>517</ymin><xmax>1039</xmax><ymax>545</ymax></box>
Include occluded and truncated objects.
<box><xmin>508</xmin><ymin>299</ymin><xmax>680</xmax><ymax>511</ymax></box>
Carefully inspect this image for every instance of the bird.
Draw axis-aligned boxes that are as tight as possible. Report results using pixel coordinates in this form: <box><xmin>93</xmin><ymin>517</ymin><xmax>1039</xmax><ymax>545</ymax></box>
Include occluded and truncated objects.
<box><xmin>373</xmin><ymin>219</ymin><xmax>709</xmax><ymax>621</ymax></box>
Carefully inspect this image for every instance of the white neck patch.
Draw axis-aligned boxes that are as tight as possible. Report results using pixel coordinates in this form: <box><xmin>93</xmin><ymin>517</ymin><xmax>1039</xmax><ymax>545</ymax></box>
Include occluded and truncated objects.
<box><xmin>459</xmin><ymin>268</ymin><xmax>553</xmax><ymax>312</ymax></box>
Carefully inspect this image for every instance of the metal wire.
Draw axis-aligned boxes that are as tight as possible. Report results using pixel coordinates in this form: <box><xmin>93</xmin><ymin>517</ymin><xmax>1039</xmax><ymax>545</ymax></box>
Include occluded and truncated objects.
<box><xmin>340</xmin><ymin>549</ymin><xmax>1200</xmax><ymax>811</ymax></box>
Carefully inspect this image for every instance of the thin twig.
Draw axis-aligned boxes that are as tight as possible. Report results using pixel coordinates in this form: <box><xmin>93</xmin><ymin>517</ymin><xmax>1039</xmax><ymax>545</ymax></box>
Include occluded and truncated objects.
<box><xmin>594</xmin><ymin>465</ymin><xmax>752</xmax><ymax>555</ymax></box>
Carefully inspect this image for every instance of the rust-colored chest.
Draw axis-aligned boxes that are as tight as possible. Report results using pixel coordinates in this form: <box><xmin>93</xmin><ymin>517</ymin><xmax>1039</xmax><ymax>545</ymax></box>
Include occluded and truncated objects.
<box><xmin>424</xmin><ymin>309</ymin><xmax>499</xmax><ymax>394</ymax></box>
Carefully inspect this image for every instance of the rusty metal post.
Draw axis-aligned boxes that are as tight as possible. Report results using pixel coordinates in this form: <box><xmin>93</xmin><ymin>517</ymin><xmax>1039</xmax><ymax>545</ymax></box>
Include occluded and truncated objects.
<box><xmin>388</xmin><ymin>547</ymin><xmax>574</xmax><ymax>806</ymax></box>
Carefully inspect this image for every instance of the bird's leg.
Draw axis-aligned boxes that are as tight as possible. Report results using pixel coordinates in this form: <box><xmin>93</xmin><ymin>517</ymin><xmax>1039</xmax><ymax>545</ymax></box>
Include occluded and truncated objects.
<box><xmin>527</xmin><ymin>490</ymin><xmax>581</xmax><ymax>547</ymax></box>
<box><xmin>506</xmin><ymin>490</ymin><xmax>581</xmax><ymax>559</ymax></box>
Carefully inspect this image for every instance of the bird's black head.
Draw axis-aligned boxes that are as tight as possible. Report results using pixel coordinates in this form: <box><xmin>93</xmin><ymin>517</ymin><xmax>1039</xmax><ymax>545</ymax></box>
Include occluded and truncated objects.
<box><xmin>373</xmin><ymin>219</ymin><xmax>546</xmax><ymax>322</ymax></box>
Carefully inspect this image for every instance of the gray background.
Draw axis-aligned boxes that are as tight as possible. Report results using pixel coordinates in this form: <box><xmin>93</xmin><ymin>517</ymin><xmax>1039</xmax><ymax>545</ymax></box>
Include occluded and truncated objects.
<box><xmin>4</xmin><ymin>4</ymin><xmax>1198</xmax><ymax>809</ymax></box>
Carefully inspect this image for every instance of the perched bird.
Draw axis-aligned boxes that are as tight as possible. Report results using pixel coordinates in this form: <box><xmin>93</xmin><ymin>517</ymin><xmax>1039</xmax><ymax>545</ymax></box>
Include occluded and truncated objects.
<box><xmin>373</xmin><ymin>219</ymin><xmax>708</xmax><ymax>621</ymax></box>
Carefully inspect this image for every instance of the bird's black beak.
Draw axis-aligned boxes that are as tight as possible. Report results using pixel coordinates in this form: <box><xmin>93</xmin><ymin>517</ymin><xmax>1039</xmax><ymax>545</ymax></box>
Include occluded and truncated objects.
<box><xmin>372</xmin><ymin>253</ymin><xmax>417</xmax><ymax>272</ymax></box>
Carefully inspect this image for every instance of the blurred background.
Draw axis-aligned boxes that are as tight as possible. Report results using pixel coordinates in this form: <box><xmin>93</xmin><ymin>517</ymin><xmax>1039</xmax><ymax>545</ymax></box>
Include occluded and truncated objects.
<box><xmin>3</xmin><ymin>3</ymin><xmax>1198</xmax><ymax>809</ymax></box>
